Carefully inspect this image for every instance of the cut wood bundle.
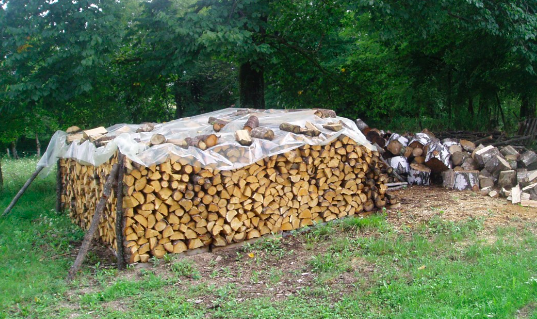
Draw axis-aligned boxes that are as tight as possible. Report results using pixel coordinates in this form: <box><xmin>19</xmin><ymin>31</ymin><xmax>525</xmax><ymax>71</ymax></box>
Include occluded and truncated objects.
<box><xmin>60</xmin><ymin>135</ymin><xmax>390</xmax><ymax>263</ymax></box>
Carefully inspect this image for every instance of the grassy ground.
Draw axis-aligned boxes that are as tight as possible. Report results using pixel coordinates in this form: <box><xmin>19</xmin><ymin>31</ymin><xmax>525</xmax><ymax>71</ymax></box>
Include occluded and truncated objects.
<box><xmin>1</xmin><ymin>157</ymin><xmax>537</xmax><ymax>318</ymax></box>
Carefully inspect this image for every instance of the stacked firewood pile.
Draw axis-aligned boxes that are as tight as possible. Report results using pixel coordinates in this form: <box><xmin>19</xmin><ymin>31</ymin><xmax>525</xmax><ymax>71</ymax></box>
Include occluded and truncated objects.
<box><xmin>358</xmin><ymin>120</ymin><xmax>537</xmax><ymax>207</ymax></box>
<box><xmin>59</xmin><ymin>109</ymin><xmax>395</xmax><ymax>262</ymax></box>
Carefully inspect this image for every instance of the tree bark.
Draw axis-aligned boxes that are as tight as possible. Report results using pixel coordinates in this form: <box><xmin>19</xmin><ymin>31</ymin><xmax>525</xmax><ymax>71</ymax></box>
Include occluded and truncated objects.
<box><xmin>36</xmin><ymin>133</ymin><xmax>41</xmax><ymax>158</ymax></box>
<box><xmin>521</xmin><ymin>94</ymin><xmax>536</xmax><ymax>119</ymax></box>
<box><xmin>115</xmin><ymin>154</ymin><xmax>126</xmax><ymax>270</ymax></box>
<box><xmin>0</xmin><ymin>158</ymin><xmax>3</xmax><ymax>192</ymax></box>
<box><xmin>239</xmin><ymin>61</ymin><xmax>265</xmax><ymax>109</ymax></box>
<box><xmin>174</xmin><ymin>80</ymin><xmax>186</xmax><ymax>119</ymax></box>
<box><xmin>11</xmin><ymin>141</ymin><xmax>19</xmax><ymax>160</ymax></box>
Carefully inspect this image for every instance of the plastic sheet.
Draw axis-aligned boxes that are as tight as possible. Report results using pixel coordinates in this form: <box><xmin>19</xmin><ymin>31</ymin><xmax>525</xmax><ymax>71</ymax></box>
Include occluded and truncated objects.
<box><xmin>38</xmin><ymin>108</ymin><xmax>373</xmax><ymax>174</ymax></box>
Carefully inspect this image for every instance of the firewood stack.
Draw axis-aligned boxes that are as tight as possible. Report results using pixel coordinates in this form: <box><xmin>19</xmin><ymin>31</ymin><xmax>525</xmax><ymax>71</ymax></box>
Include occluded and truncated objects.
<box><xmin>357</xmin><ymin>119</ymin><xmax>537</xmax><ymax>206</ymax></box>
<box><xmin>58</xmin><ymin>109</ymin><xmax>393</xmax><ymax>263</ymax></box>
<box><xmin>60</xmin><ymin>154</ymin><xmax>121</xmax><ymax>250</ymax></box>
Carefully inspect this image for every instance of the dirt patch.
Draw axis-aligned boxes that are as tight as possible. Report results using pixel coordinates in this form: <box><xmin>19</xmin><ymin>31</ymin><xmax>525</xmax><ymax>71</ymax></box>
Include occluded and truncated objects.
<box><xmin>385</xmin><ymin>185</ymin><xmax>537</xmax><ymax>232</ymax></box>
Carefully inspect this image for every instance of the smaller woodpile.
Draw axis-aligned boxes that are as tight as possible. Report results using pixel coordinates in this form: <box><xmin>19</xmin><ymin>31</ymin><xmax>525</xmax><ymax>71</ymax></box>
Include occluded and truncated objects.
<box><xmin>358</xmin><ymin>119</ymin><xmax>537</xmax><ymax>207</ymax></box>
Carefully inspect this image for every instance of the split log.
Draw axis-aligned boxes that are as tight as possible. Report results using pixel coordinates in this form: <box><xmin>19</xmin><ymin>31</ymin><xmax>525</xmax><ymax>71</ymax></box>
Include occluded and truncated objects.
<box><xmin>66</xmin><ymin>126</ymin><xmax>82</xmax><ymax>134</ymax></box>
<box><xmin>83</xmin><ymin>127</ymin><xmax>108</xmax><ymax>142</ymax></box>
<box><xmin>304</xmin><ymin>122</ymin><xmax>321</xmax><ymax>137</ymax></box>
<box><xmin>473</xmin><ymin>145</ymin><xmax>500</xmax><ymax>168</ymax></box>
<box><xmin>520</xmin><ymin>151</ymin><xmax>537</xmax><ymax>169</ymax></box>
<box><xmin>498</xmin><ymin>170</ymin><xmax>516</xmax><ymax>189</ymax></box>
<box><xmin>323</xmin><ymin>122</ymin><xmax>343</xmax><ymax>132</ymax></box>
<box><xmin>235</xmin><ymin>130</ymin><xmax>252</xmax><ymax>146</ymax></box>
<box><xmin>500</xmin><ymin>145</ymin><xmax>519</xmax><ymax>158</ymax></box>
<box><xmin>355</xmin><ymin>119</ymin><xmax>369</xmax><ymax>132</ymax></box>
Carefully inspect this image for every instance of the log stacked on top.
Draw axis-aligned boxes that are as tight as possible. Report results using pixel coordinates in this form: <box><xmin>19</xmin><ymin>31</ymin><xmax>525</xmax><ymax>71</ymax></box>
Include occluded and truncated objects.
<box><xmin>119</xmin><ymin>135</ymin><xmax>395</xmax><ymax>263</ymax></box>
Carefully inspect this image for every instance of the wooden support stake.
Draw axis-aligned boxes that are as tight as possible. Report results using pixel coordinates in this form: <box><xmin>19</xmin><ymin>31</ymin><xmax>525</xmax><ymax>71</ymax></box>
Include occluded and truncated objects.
<box><xmin>67</xmin><ymin>163</ymin><xmax>119</xmax><ymax>281</ymax></box>
<box><xmin>2</xmin><ymin>166</ymin><xmax>45</xmax><ymax>217</ymax></box>
<box><xmin>115</xmin><ymin>154</ymin><xmax>126</xmax><ymax>270</ymax></box>
<box><xmin>56</xmin><ymin>159</ymin><xmax>63</xmax><ymax>213</ymax></box>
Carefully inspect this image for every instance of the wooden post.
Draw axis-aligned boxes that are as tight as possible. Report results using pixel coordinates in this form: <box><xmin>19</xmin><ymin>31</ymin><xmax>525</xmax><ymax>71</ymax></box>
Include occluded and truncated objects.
<box><xmin>67</xmin><ymin>164</ymin><xmax>119</xmax><ymax>281</ymax></box>
<box><xmin>115</xmin><ymin>154</ymin><xmax>126</xmax><ymax>270</ymax></box>
<box><xmin>2</xmin><ymin>166</ymin><xmax>45</xmax><ymax>217</ymax></box>
<box><xmin>56</xmin><ymin>159</ymin><xmax>63</xmax><ymax>213</ymax></box>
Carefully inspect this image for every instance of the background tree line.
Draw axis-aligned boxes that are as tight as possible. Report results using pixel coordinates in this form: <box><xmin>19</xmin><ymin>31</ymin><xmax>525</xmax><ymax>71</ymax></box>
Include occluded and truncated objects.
<box><xmin>1</xmin><ymin>0</ymin><xmax>536</xmax><ymax>156</ymax></box>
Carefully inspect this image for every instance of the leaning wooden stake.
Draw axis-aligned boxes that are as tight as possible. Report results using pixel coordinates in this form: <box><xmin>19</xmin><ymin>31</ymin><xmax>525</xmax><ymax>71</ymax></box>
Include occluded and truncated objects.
<box><xmin>56</xmin><ymin>159</ymin><xmax>63</xmax><ymax>213</ymax></box>
<box><xmin>67</xmin><ymin>163</ymin><xmax>119</xmax><ymax>281</ymax></box>
<box><xmin>2</xmin><ymin>166</ymin><xmax>45</xmax><ymax>217</ymax></box>
<box><xmin>115</xmin><ymin>154</ymin><xmax>126</xmax><ymax>270</ymax></box>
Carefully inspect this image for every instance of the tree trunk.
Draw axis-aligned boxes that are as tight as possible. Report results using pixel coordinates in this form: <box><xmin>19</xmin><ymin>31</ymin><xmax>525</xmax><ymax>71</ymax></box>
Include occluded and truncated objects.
<box><xmin>521</xmin><ymin>94</ymin><xmax>536</xmax><ymax>119</ymax></box>
<box><xmin>11</xmin><ymin>141</ymin><xmax>19</xmax><ymax>160</ymax></box>
<box><xmin>36</xmin><ymin>133</ymin><xmax>41</xmax><ymax>158</ymax></box>
<box><xmin>0</xmin><ymin>158</ymin><xmax>3</xmax><ymax>192</ymax></box>
<box><xmin>174</xmin><ymin>80</ymin><xmax>185</xmax><ymax>119</ymax></box>
<box><xmin>239</xmin><ymin>61</ymin><xmax>265</xmax><ymax>109</ymax></box>
<box><xmin>468</xmin><ymin>96</ymin><xmax>474</xmax><ymax>117</ymax></box>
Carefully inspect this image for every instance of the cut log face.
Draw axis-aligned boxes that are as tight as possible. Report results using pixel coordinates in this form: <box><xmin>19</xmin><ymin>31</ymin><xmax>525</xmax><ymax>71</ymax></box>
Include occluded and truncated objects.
<box><xmin>461</xmin><ymin>157</ymin><xmax>478</xmax><ymax>171</ymax></box>
<box><xmin>520</xmin><ymin>151</ymin><xmax>537</xmax><ymax>170</ymax></box>
<box><xmin>451</xmin><ymin>151</ymin><xmax>468</xmax><ymax>167</ymax></box>
<box><xmin>66</xmin><ymin>126</ymin><xmax>82</xmax><ymax>134</ymax></box>
<box><xmin>408</xmin><ymin>163</ymin><xmax>431</xmax><ymax>186</ymax></box>
<box><xmin>235</xmin><ymin>130</ymin><xmax>252</xmax><ymax>146</ymax></box>
<box><xmin>150</xmin><ymin>134</ymin><xmax>167</xmax><ymax>146</ymax></box>
<box><xmin>460</xmin><ymin>139</ymin><xmax>476</xmax><ymax>152</ymax></box>
<box><xmin>136</xmin><ymin>123</ymin><xmax>155</xmax><ymax>133</ymax></box>
<box><xmin>500</xmin><ymin>145</ymin><xmax>519</xmax><ymax>158</ymax></box>
<box><xmin>498</xmin><ymin>170</ymin><xmax>516</xmax><ymax>189</ymax></box>
<box><xmin>442</xmin><ymin>169</ymin><xmax>479</xmax><ymax>191</ymax></box>
<box><xmin>61</xmin><ymin>135</ymin><xmax>390</xmax><ymax>263</ymax></box>
<box><xmin>479</xmin><ymin>176</ymin><xmax>495</xmax><ymax>189</ymax></box>
<box><xmin>474</xmin><ymin>145</ymin><xmax>500</xmax><ymax>168</ymax></box>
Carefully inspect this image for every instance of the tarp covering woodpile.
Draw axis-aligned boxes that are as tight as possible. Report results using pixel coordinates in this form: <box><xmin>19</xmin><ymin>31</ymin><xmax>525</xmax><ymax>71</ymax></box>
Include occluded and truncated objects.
<box><xmin>43</xmin><ymin>108</ymin><xmax>396</xmax><ymax>263</ymax></box>
<box><xmin>38</xmin><ymin>108</ymin><xmax>373</xmax><ymax>173</ymax></box>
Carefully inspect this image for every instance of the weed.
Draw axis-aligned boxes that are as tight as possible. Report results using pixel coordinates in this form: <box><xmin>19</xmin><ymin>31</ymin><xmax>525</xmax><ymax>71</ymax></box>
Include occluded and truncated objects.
<box><xmin>170</xmin><ymin>259</ymin><xmax>201</xmax><ymax>279</ymax></box>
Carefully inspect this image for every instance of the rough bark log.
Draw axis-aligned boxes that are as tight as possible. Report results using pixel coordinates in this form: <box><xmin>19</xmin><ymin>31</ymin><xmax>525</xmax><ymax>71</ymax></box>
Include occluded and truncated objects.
<box><xmin>314</xmin><ymin>109</ymin><xmax>337</xmax><ymax>118</ymax></box>
<box><xmin>408</xmin><ymin>163</ymin><xmax>431</xmax><ymax>186</ymax></box>
<box><xmin>244</xmin><ymin>116</ymin><xmax>260</xmax><ymax>132</ymax></box>
<box><xmin>250</xmin><ymin>127</ymin><xmax>275</xmax><ymax>140</ymax></box>
<box><xmin>136</xmin><ymin>123</ymin><xmax>155</xmax><ymax>133</ymax></box>
<box><xmin>67</xmin><ymin>163</ymin><xmax>119</xmax><ymax>281</ymax></box>
<box><xmin>442</xmin><ymin>169</ymin><xmax>479</xmax><ymax>191</ymax></box>
<box><xmin>424</xmin><ymin>141</ymin><xmax>451</xmax><ymax>173</ymax></box>
<box><xmin>279</xmin><ymin>123</ymin><xmax>301</xmax><ymax>134</ymax></box>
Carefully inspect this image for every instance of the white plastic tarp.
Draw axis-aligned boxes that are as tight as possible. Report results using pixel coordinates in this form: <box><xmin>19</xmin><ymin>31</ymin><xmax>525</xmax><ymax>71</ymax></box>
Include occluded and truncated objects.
<box><xmin>38</xmin><ymin>108</ymin><xmax>373</xmax><ymax>175</ymax></box>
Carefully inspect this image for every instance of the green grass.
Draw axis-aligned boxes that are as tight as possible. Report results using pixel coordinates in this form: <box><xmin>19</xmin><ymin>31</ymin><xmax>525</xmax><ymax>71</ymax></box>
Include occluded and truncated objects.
<box><xmin>1</xmin><ymin>157</ymin><xmax>537</xmax><ymax>318</ymax></box>
<box><xmin>0</xmin><ymin>157</ymin><xmax>84</xmax><ymax>318</ymax></box>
